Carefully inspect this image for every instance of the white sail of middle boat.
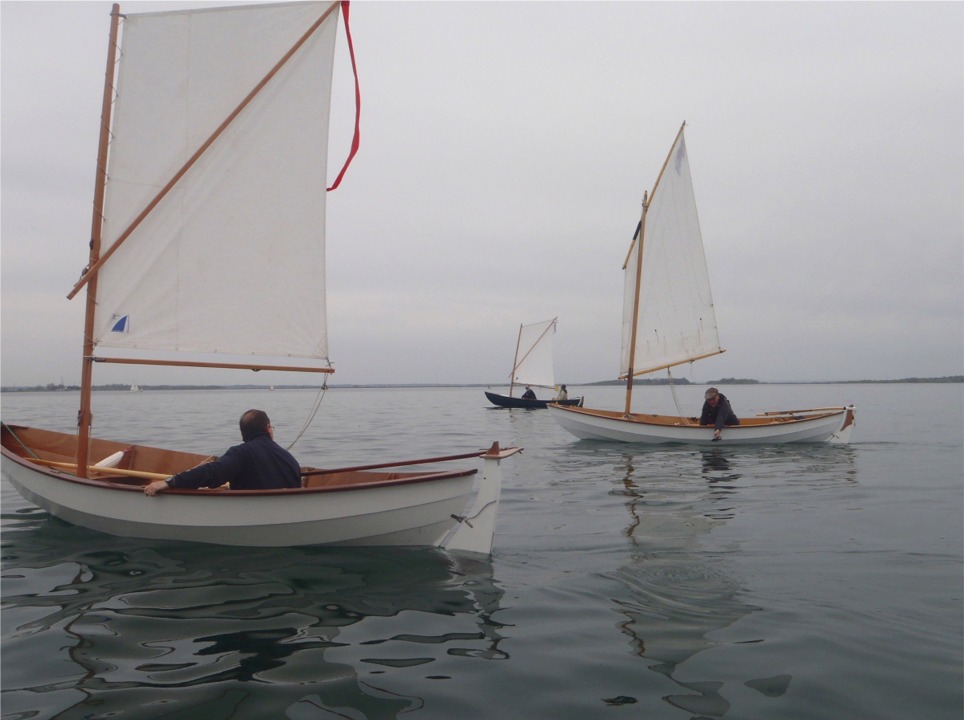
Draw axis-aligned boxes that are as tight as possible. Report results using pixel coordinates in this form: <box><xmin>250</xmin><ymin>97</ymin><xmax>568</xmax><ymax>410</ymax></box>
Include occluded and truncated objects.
<box><xmin>620</xmin><ymin>127</ymin><xmax>723</xmax><ymax>378</ymax></box>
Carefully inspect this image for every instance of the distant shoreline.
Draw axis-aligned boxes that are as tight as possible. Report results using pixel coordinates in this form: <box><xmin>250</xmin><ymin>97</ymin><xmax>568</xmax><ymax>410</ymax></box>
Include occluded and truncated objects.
<box><xmin>3</xmin><ymin>376</ymin><xmax>961</xmax><ymax>393</ymax></box>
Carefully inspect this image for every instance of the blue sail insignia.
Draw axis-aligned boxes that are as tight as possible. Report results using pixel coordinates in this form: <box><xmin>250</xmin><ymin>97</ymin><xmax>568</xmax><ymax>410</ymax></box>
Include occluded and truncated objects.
<box><xmin>110</xmin><ymin>315</ymin><xmax>130</xmax><ymax>333</ymax></box>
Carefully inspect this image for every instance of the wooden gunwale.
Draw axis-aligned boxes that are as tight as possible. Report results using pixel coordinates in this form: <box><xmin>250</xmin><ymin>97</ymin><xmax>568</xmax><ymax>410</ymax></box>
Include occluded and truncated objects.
<box><xmin>3</xmin><ymin>449</ymin><xmax>476</xmax><ymax>496</ymax></box>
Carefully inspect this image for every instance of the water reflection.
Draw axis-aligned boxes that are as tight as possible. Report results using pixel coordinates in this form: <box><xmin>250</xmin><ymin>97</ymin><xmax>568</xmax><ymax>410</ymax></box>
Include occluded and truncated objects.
<box><xmin>1</xmin><ymin>517</ymin><xmax>505</xmax><ymax>720</ymax></box>
<box><xmin>599</xmin><ymin>444</ymin><xmax>857</xmax><ymax>716</ymax></box>
<box><xmin>700</xmin><ymin>447</ymin><xmax>741</xmax><ymax>482</ymax></box>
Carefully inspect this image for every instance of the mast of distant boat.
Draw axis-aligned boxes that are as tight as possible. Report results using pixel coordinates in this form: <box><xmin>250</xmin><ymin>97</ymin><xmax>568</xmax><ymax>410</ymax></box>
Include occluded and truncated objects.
<box><xmin>509</xmin><ymin>323</ymin><xmax>524</xmax><ymax>398</ymax></box>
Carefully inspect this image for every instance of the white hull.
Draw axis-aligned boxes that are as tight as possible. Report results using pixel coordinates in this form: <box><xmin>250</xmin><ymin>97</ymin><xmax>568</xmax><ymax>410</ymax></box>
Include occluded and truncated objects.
<box><xmin>548</xmin><ymin>404</ymin><xmax>856</xmax><ymax>445</ymax></box>
<box><xmin>1</xmin><ymin>437</ymin><xmax>520</xmax><ymax>552</ymax></box>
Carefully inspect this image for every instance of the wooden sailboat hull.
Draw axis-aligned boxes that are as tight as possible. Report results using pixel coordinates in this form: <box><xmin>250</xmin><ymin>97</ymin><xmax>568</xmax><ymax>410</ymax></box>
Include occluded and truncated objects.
<box><xmin>1</xmin><ymin>425</ymin><xmax>518</xmax><ymax>551</ymax></box>
<box><xmin>484</xmin><ymin>391</ymin><xmax>584</xmax><ymax>409</ymax></box>
<box><xmin>547</xmin><ymin>404</ymin><xmax>856</xmax><ymax>445</ymax></box>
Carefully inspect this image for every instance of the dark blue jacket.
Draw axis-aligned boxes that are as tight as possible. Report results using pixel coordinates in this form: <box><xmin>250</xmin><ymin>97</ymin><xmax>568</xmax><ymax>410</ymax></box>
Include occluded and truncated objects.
<box><xmin>169</xmin><ymin>433</ymin><xmax>301</xmax><ymax>490</ymax></box>
<box><xmin>699</xmin><ymin>394</ymin><xmax>740</xmax><ymax>431</ymax></box>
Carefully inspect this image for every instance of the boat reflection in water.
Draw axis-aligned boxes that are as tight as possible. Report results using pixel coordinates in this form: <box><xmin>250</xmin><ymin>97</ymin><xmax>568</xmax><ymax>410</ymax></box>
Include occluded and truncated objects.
<box><xmin>1</xmin><ymin>514</ymin><xmax>505</xmax><ymax>719</ymax></box>
<box><xmin>605</xmin><ymin>445</ymin><xmax>855</xmax><ymax>715</ymax></box>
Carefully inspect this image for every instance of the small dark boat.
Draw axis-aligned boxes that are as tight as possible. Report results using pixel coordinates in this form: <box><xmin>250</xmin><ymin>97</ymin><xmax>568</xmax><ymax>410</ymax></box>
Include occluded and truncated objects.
<box><xmin>484</xmin><ymin>391</ymin><xmax>584</xmax><ymax>410</ymax></box>
<box><xmin>486</xmin><ymin>317</ymin><xmax>583</xmax><ymax>410</ymax></box>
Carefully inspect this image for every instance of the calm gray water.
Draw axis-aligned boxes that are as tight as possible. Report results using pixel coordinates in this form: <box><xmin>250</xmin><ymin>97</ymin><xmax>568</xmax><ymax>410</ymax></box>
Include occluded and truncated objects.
<box><xmin>2</xmin><ymin>383</ymin><xmax>962</xmax><ymax>719</ymax></box>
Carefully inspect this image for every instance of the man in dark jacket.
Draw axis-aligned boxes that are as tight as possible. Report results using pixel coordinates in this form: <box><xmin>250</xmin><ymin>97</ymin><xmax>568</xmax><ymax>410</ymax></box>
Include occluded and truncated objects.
<box><xmin>144</xmin><ymin>409</ymin><xmax>301</xmax><ymax>495</ymax></box>
<box><xmin>699</xmin><ymin>387</ymin><xmax>740</xmax><ymax>441</ymax></box>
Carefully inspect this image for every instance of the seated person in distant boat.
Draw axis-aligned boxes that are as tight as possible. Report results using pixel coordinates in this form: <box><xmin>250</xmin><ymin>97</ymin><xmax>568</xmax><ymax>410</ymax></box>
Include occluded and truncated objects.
<box><xmin>699</xmin><ymin>387</ymin><xmax>740</xmax><ymax>441</ymax></box>
<box><xmin>144</xmin><ymin>409</ymin><xmax>301</xmax><ymax>495</ymax></box>
<box><xmin>555</xmin><ymin>384</ymin><xmax>569</xmax><ymax>401</ymax></box>
<box><xmin>521</xmin><ymin>386</ymin><xmax>537</xmax><ymax>400</ymax></box>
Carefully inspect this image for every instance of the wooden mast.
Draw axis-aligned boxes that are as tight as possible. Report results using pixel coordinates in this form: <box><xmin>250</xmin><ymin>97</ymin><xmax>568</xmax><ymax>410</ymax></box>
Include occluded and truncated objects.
<box><xmin>623</xmin><ymin>195</ymin><xmax>646</xmax><ymax>416</ymax></box>
<box><xmin>509</xmin><ymin>323</ymin><xmax>523</xmax><ymax>397</ymax></box>
<box><xmin>77</xmin><ymin>3</ymin><xmax>122</xmax><ymax>478</ymax></box>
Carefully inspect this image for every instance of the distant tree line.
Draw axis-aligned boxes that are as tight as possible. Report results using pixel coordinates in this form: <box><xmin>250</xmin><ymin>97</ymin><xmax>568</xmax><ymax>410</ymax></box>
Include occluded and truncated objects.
<box><xmin>0</xmin><ymin>383</ymin><xmax>277</xmax><ymax>393</ymax></box>
<box><xmin>838</xmin><ymin>376</ymin><xmax>963</xmax><ymax>384</ymax></box>
<box><xmin>585</xmin><ymin>376</ymin><xmax>963</xmax><ymax>386</ymax></box>
<box><xmin>587</xmin><ymin>377</ymin><xmax>761</xmax><ymax>386</ymax></box>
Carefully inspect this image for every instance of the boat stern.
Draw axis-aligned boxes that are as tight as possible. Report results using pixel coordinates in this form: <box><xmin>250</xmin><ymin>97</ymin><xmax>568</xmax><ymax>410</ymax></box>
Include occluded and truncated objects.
<box><xmin>440</xmin><ymin>442</ymin><xmax>522</xmax><ymax>556</ymax></box>
<box><xmin>828</xmin><ymin>405</ymin><xmax>857</xmax><ymax>444</ymax></box>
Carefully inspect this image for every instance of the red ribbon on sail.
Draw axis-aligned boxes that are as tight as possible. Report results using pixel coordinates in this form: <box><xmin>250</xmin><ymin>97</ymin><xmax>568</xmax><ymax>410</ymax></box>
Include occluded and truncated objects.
<box><xmin>327</xmin><ymin>0</ymin><xmax>360</xmax><ymax>191</ymax></box>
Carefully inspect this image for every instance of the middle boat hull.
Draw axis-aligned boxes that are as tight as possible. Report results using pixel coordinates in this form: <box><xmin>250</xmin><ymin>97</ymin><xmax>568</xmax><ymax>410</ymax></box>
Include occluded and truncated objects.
<box><xmin>548</xmin><ymin>404</ymin><xmax>856</xmax><ymax>445</ymax></box>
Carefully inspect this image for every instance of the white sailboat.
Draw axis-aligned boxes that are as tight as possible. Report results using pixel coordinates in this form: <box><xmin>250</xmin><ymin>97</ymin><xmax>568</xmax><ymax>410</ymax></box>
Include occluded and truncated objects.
<box><xmin>484</xmin><ymin>317</ymin><xmax>583</xmax><ymax>409</ymax></box>
<box><xmin>548</xmin><ymin>123</ymin><xmax>855</xmax><ymax>445</ymax></box>
<box><xmin>1</xmin><ymin>1</ymin><xmax>519</xmax><ymax>552</ymax></box>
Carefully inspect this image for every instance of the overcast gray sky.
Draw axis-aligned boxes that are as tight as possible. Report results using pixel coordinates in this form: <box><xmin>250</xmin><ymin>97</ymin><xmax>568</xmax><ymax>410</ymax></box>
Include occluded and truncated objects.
<box><xmin>2</xmin><ymin>1</ymin><xmax>962</xmax><ymax>388</ymax></box>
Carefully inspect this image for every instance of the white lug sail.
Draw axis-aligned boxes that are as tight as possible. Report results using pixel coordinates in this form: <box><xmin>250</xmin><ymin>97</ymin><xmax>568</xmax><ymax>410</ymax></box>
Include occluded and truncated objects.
<box><xmin>512</xmin><ymin>318</ymin><xmax>557</xmax><ymax>390</ymax></box>
<box><xmin>620</xmin><ymin>128</ymin><xmax>722</xmax><ymax>377</ymax></box>
<box><xmin>92</xmin><ymin>2</ymin><xmax>337</xmax><ymax>366</ymax></box>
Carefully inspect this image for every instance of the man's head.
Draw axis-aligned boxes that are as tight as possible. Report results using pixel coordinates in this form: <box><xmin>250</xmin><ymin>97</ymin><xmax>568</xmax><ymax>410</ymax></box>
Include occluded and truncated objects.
<box><xmin>704</xmin><ymin>387</ymin><xmax>719</xmax><ymax>405</ymax></box>
<box><xmin>240</xmin><ymin>409</ymin><xmax>271</xmax><ymax>441</ymax></box>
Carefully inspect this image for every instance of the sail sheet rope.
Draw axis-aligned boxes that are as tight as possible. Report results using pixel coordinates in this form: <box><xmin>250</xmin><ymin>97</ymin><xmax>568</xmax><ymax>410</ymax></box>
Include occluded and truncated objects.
<box><xmin>667</xmin><ymin>368</ymin><xmax>687</xmax><ymax>419</ymax></box>
<box><xmin>290</xmin><ymin>1</ymin><xmax>357</xmax><ymax>447</ymax></box>
<box><xmin>286</xmin><ymin>374</ymin><xmax>330</xmax><ymax>452</ymax></box>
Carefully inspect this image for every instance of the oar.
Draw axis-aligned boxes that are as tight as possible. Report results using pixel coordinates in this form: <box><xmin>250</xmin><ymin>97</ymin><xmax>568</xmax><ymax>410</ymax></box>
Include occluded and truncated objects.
<box><xmin>30</xmin><ymin>458</ymin><xmax>171</xmax><ymax>481</ymax></box>
<box><xmin>756</xmin><ymin>406</ymin><xmax>845</xmax><ymax>417</ymax></box>
<box><xmin>301</xmin><ymin>448</ymin><xmax>491</xmax><ymax>477</ymax></box>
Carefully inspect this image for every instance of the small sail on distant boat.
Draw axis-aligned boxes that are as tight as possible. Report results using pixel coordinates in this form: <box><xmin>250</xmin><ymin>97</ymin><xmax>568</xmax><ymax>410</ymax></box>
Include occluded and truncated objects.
<box><xmin>1</xmin><ymin>1</ymin><xmax>519</xmax><ymax>552</ymax></box>
<box><xmin>548</xmin><ymin>123</ymin><xmax>855</xmax><ymax>444</ymax></box>
<box><xmin>485</xmin><ymin>317</ymin><xmax>584</xmax><ymax>409</ymax></box>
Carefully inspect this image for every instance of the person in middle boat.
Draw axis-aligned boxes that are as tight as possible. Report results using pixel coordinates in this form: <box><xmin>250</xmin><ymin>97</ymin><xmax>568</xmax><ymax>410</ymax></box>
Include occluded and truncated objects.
<box><xmin>143</xmin><ymin>409</ymin><xmax>301</xmax><ymax>495</ymax></box>
<box><xmin>555</xmin><ymin>384</ymin><xmax>569</xmax><ymax>401</ymax></box>
<box><xmin>521</xmin><ymin>386</ymin><xmax>537</xmax><ymax>400</ymax></box>
<box><xmin>700</xmin><ymin>387</ymin><xmax>740</xmax><ymax>441</ymax></box>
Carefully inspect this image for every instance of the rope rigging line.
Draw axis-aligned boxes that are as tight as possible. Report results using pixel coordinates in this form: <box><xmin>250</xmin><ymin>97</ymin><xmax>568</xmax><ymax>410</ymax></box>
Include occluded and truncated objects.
<box><xmin>1</xmin><ymin>422</ymin><xmax>41</xmax><ymax>459</ymax></box>
<box><xmin>451</xmin><ymin>498</ymin><xmax>498</xmax><ymax>526</ymax></box>
<box><xmin>667</xmin><ymin>367</ymin><xmax>687</xmax><ymax>419</ymax></box>
<box><xmin>285</xmin><ymin>372</ymin><xmax>330</xmax><ymax>451</ymax></box>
